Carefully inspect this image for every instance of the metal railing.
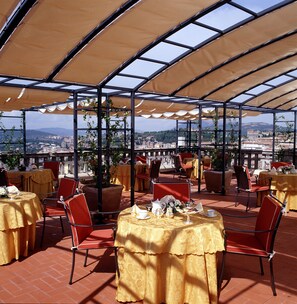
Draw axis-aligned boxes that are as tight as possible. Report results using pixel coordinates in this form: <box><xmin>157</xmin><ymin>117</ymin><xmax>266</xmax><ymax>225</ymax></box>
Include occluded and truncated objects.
<box><xmin>1</xmin><ymin>147</ymin><xmax>288</xmax><ymax>177</ymax></box>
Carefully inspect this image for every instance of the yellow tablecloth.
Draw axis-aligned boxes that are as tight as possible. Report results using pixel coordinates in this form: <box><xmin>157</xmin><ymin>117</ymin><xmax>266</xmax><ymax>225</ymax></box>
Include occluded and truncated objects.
<box><xmin>259</xmin><ymin>171</ymin><xmax>297</xmax><ymax>212</ymax></box>
<box><xmin>7</xmin><ymin>169</ymin><xmax>54</xmax><ymax>200</ymax></box>
<box><xmin>0</xmin><ymin>192</ymin><xmax>42</xmax><ymax>265</ymax></box>
<box><xmin>110</xmin><ymin>164</ymin><xmax>149</xmax><ymax>191</ymax></box>
<box><xmin>115</xmin><ymin>208</ymin><xmax>224</xmax><ymax>304</ymax></box>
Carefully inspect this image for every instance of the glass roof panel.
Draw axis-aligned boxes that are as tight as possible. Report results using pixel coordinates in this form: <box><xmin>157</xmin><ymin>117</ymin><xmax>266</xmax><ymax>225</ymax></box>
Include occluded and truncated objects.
<box><xmin>230</xmin><ymin>94</ymin><xmax>251</xmax><ymax>103</ymax></box>
<box><xmin>166</xmin><ymin>24</ymin><xmax>217</xmax><ymax>48</ymax></box>
<box><xmin>232</xmin><ymin>0</ymin><xmax>288</xmax><ymax>14</ymax></box>
<box><xmin>35</xmin><ymin>82</ymin><xmax>65</xmax><ymax>88</ymax></box>
<box><xmin>197</xmin><ymin>4</ymin><xmax>252</xmax><ymax>31</ymax></box>
<box><xmin>246</xmin><ymin>85</ymin><xmax>271</xmax><ymax>95</ymax></box>
<box><xmin>142</xmin><ymin>42</ymin><xmax>188</xmax><ymax>63</ymax></box>
<box><xmin>121</xmin><ymin>59</ymin><xmax>164</xmax><ymax>78</ymax></box>
<box><xmin>5</xmin><ymin>79</ymin><xmax>37</xmax><ymax>85</ymax></box>
<box><xmin>62</xmin><ymin>85</ymin><xmax>88</xmax><ymax>90</ymax></box>
<box><xmin>265</xmin><ymin>75</ymin><xmax>293</xmax><ymax>86</ymax></box>
<box><xmin>287</xmin><ymin>69</ymin><xmax>297</xmax><ymax>78</ymax></box>
<box><xmin>106</xmin><ymin>75</ymin><xmax>143</xmax><ymax>89</ymax></box>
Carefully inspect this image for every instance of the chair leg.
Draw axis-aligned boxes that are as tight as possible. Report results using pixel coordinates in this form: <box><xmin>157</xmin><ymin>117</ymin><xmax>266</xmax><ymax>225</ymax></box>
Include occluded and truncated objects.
<box><xmin>246</xmin><ymin>193</ymin><xmax>250</xmax><ymax>212</ymax></box>
<box><xmin>218</xmin><ymin>251</ymin><xmax>226</xmax><ymax>295</ymax></box>
<box><xmin>84</xmin><ymin>249</ymin><xmax>89</xmax><ymax>267</ymax></box>
<box><xmin>235</xmin><ymin>189</ymin><xmax>239</xmax><ymax>207</ymax></box>
<box><xmin>259</xmin><ymin>257</ymin><xmax>264</xmax><ymax>275</ymax></box>
<box><xmin>69</xmin><ymin>249</ymin><xmax>76</xmax><ymax>285</ymax></box>
<box><xmin>59</xmin><ymin>216</ymin><xmax>64</xmax><ymax>233</ymax></box>
<box><xmin>269</xmin><ymin>259</ymin><xmax>277</xmax><ymax>296</ymax></box>
<box><xmin>40</xmin><ymin>215</ymin><xmax>46</xmax><ymax>248</ymax></box>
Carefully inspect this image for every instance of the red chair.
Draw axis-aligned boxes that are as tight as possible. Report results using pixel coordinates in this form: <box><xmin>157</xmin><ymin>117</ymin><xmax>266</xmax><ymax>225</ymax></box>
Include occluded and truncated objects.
<box><xmin>136</xmin><ymin>159</ymin><xmax>161</xmax><ymax>190</ymax></box>
<box><xmin>218</xmin><ymin>195</ymin><xmax>286</xmax><ymax>296</ymax></box>
<box><xmin>153</xmin><ymin>181</ymin><xmax>191</xmax><ymax>203</ymax></box>
<box><xmin>63</xmin><ymin>193</ymin><xmax>118</xmax><ymax>284</ymax></box>
<box><xmin>270</xmin><ymin>161</ymin><xmax>292</xmax><ymax>169</ymax></box>
<box><xmin>234</xmin><ymin>165</ymin><xmax>270</xmax><ymax>211</ymax></box>
<box><xmin>40</xmin><ymin>177</ymin><xmax>78</xmax><ymax>247</ymax></box>
<box><xmin>44</xmin><ymin>161</ymin><xmax>60</xmax><ymax>188</ymax></box>
<box><xmin>136</xmin><ymin>155</ymin><xmax>147</xmax><ymax>164</ymax></box>
<box><xmin>178</xmin><ymin>153</ymin><xmax>194</xmax><ymax>178</ymax></box>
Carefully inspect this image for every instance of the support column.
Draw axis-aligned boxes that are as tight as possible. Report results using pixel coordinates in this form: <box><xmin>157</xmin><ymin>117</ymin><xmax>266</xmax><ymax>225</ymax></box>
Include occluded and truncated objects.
<box><xmin>97</xmin><ymin>88</ymin><xmax>103</xmax><ymax>210</ymax></box>
<box><xmin>221</xmin><ymin>104</ymin><xmax>227</xmax><ymax>195</ymax></box>
<box><xmin>272</xmin><ymin>113</ymin><xmax>276</xmax><ymax>162</ymax></box>
<box><xmin>22</xmin><ymin>110</ymin><xmax>27</xmax><ymax>165</ymax></box>
<box><xmin>130</xmin><ymin>91</ymin><xmax>135</xmax><ymax>206</ymax></box>
<box><xmin>73</xmin><ymin>92</ymin><xmax>78</xmax><ymax>180</ymax></box>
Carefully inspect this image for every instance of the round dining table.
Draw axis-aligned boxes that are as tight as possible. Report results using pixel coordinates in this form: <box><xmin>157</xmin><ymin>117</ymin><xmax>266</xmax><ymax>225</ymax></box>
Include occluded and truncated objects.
<box><xmin>0</xmin><ymin>192</ymin><xmax>42</xmax><ymax>265</ymax></box>
<box><xmin>115</xmin><ymin>207</ymin><xmax>224</xmax><ymax>304</ymax></box>
<box><xmin>110</xmin><ymin>164</ymin><xmax>149</xmax><ymax>191</ymax></box>
<box><xmin>259</xmin><ymin>171</ymin><xmax>297</xmax><ymax>212</ymax></box>
<box><xmin>7</xmin><ymin>169</ymin><xmax>55</xmax><ymax>200</ymax></box>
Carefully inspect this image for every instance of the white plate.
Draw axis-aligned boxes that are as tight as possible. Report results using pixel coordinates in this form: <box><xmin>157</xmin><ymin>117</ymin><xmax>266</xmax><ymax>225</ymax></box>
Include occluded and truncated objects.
<box><xmin>136</xmin><ymin>215</ymin><xmax>150</xmax><ymax>220</ymax></box>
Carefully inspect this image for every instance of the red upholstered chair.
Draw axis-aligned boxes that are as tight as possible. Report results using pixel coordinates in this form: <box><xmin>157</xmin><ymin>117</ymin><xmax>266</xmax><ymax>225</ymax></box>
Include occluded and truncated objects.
<box><xmin>63</xmin><ymin>193</ymin><xmax>118</xmax><ymax>284</ymax></box>
<box><xmin>218</xmin><ymin>195</ymin><xmax>286</xmax><ymax>296</ymax></box>
<box><xmin>178</xmin><ymin>153</ymin><xmax>194</xmax><ymax>178</ymax></box>
<box><xmin>153</xmin><ymin>181</ymin><xmax>191</xmax><ymax>203</ymax></box>
<box><xmin>40</xmin><ymin>177</ymin><xmax>78</xmax><ymax>247</ymax></box>
<box><xmin>270</xmin><ymin>161</ymin><xmax>292</xmax><ymax>169</ymax></box>
<box><xmin>43</xmin><ymin>161</ymin><xmax>60</xmax><ymax>188</ymax></box>
<box><xmin>136</xmin><ymin>155</ymin><xmax>147</xmax><ymax>164</ymax></box>
<box><xmin>234</xmin><ymin>165</ymin><xmax>270</xmax><ymax>212</ymax></box>
<box><xmin>136</xmin><ymin>159</ymin><xmax>161</xmax><ymax>190</ymax></box>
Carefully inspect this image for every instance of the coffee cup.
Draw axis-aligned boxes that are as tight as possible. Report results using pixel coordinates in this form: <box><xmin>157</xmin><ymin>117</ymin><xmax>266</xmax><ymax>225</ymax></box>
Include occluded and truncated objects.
<box><xmin>138</xmin><ymin>209</ymin><xmax>148</xmax><ymax>219</ymax></box>
<box><xmin>207</xmin><ymin>209</ymin><xmax>215</xmax><ymax>217</ymax></box>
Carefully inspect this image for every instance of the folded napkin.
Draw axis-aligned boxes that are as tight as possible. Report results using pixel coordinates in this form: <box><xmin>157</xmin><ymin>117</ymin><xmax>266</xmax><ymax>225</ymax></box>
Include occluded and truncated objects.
<box><xmin>195</xmin><ymin>202</ymin><xmax>203</xmax><ymax>213</ymax></box>
<box><xmin>152</xmin><ymin>199</ymin><xmax>162</xmax><ymax>214</ymax></box>
<box><xmin>270</xmin><ymin>167</ymin><xmax>277</xmax><ymax>174</ymax></box>
<box><xmin>131</xmin><ymin>203</ymin><xmax>141</xmax><ymax>215</ymax></box>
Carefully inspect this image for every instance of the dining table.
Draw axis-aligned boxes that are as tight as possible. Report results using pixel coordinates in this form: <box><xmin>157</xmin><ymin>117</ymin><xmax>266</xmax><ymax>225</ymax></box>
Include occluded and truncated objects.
<box><xmin>7</xmin><ymin>169</ymin><xmax>55</xmax><ymax>200</ymax></box>
<box><xmin>259</xmin><ymin>171</ymin><xmax>297</xmax><ymax>212</ymax></box>
<box><xmin>0</xmin><ymin>192</ymin><xmax>42</xmax><ymax>265</ymax></box>
<box><xmin>115</xmin><ymin>207</ymin><xmax>224</xmax><ymax>304</ymax></box>
<box><xmin>110</xmin><ymin>163</ymin><xmax>149</xmax><ymax>191</ymax></box>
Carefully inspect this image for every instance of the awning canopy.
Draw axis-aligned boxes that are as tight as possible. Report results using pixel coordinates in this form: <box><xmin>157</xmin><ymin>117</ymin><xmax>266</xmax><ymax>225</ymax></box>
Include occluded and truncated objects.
<box><xmin>0</xmin><ymin>0</ymin><xmax>296</xmax><ymax>114</ymax></box>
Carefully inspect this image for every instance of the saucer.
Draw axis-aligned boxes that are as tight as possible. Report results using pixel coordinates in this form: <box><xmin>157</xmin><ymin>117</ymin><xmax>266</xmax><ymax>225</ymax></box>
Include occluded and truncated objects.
<box><xmin>205</xmin><ymin>212</ymin><xmax>217</xmax><ymax>218</ymax></box>
<box><xmin>136</xmin><ymin>215</ymin><xmax>150</xmax><ymax>220</ymax></box>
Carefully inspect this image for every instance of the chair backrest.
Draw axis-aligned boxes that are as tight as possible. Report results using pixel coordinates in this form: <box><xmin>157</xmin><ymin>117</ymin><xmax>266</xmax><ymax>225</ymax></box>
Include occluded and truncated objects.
<box><xmin>136</xmin><ymin>155</ymin><xmax>147</xmax><ymax>164</ymax></box>
<box><xmin>57</xmin><ymin>177</ymin><xmax>78</xmax><ymax>200</ymax></box>
<box><xmin>178</xmin><ymin>152</ymin><xmax>193</xmax><ymax>163</ymax></box>
<box><xmin>150</xmin><ymin>159</ymin><xmax>162</xmax><ymax>179</ymax></box>
<box><xmin>153</xmin><ymin>182</ymin><xmax>191</xmax><ymax>203</ymax></box>
<box><xmin>234</xmin><ymin>165</ymin><xmax>252</xmax><ymax>190</ymax></box>
<box><xmin>271</xmin><ymin>161</ymin><xmax>292</xmax><ymax>169</ymax></box>
<box><xmin>173</xmin><ymin>155</ymin><xmax>181</xmax><ymax>172</ymax></box>
<box><xmin>44</xmin><ymin>161</ymin><xmax>60</xmax><ymax>181</ymax></box>
<box><xmin>0</xmin><ymin>169</ymin><xmax>9</xmax><ymax>187</ymax></box>
<box><xmin>202</xmin><ymin>156</ymin><xmax>212</xmax><ymax>170</ymax></box>
<box><xmin>64</xmin><ymin>194</ymin><xmax>93</xmax><ymax>247</ymax></box>
<box><xmin>255</xmin><ymin>195</ymin><xmax>285</xmax><ymax>253</ymax></box>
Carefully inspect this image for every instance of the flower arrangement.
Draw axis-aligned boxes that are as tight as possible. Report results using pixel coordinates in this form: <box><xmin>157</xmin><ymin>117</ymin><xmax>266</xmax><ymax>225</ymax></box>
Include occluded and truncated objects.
<box><xmin>0</xmin><ymin>186</ymin><xmax>8</xmax><ymax>198</ymax></box>
<box><xmin>159</xmin><ymin>195</ymin><xmax>185</xmax><ymax>213</ymax></box>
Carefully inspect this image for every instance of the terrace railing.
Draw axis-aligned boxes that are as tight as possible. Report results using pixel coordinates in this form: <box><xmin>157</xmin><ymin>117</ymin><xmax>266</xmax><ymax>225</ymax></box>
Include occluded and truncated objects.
<box><xmin>4</xmin><ymin>147</ymin><xmax>283</xmax><ymax>176</ymax></box>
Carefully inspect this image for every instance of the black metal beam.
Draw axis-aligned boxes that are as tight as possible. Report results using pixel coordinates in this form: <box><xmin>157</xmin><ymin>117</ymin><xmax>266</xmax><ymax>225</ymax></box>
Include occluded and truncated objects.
<box><xmin>47</xmin><ymin>0</ymin><xmax>141</xmax><ymax>81</ymax></box>
<box><xmin>173</xmin><ymin>30</ymin><xmax>297</xmax><ymax>96</ymax></box>
<box><xmin>0</xmin><ymin>0</ymin><xmax>37</xmax><ymax>49</ymax></box>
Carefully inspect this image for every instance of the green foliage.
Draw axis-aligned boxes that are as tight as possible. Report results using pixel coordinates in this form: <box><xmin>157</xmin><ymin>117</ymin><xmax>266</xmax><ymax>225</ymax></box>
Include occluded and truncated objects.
<box><xmin>78</xmin><ymin>98</ymin><xmax>127</xmax><ymax>187</ymax></box>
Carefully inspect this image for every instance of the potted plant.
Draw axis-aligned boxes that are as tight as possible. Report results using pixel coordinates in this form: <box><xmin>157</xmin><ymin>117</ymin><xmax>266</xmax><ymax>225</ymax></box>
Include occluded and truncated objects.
<box><xmin>78</xmin><ymin>98</ymin><xmax>127</xmax><ymax>212</ymax></box>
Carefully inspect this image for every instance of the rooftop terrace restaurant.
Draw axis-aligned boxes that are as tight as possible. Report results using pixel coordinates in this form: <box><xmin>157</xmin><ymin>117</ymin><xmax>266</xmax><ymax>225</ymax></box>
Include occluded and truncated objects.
<box><xmin>1</xmin><ymin>1</ymin><xmax>297</xmax><ymax>303</ymax></box>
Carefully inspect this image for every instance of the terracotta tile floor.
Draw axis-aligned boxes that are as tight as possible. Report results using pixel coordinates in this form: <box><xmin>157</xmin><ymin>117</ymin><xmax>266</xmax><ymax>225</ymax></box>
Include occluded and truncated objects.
<box><xmin>1</xmin><ymin>174</ymin><xmax>297</xmax><ymax>304</ymax></box>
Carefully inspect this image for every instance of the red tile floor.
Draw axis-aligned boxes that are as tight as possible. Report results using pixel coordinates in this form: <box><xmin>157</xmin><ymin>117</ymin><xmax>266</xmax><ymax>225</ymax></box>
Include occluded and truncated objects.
<box><xmin>1</xmin><ymin>174</ymin><xmax>297</xmax><ymax>304</ymax></box>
